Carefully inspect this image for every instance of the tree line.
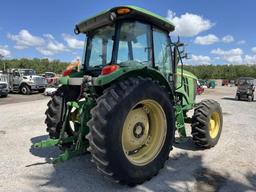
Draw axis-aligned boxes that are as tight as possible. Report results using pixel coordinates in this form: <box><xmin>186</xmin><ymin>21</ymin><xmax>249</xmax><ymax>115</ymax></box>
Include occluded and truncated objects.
<box><xmin>0</xmin><ymin>58</ymin><xmax>256</xmax><ymax>79</ymax></box>
<box><xmin>0</xmin><ymin>58</ymin><xmax>69</xmax><ymax>75</ymax></box>
<box><xmin>184</xmin><ymin>64</ymin><xmax>256</xmax><ymax>80</ymax></box>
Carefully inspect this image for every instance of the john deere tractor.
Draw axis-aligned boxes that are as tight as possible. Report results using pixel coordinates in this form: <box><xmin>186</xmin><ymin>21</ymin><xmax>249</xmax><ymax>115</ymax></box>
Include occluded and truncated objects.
<box><xmin>35</xmin><ymin>6</ymin><xmax>223</xmax><ymax>185</ymax></box>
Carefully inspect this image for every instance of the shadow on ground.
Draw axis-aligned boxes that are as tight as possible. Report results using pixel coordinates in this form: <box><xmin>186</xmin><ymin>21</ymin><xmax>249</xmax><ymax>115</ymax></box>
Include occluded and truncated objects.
<box><xmin>174</xmin><ymin>137</ymin><xmax>204</xmax><ymax>151</ymax></box>
<box><xmin>27</xmin><ymin>135</ymin><xmax>61</xmax><ymax>166</ymax></box>
<box><xmin>222</xmin><ymin>97</ymin><xmax>256</xmax><ymax>102</ymax></box>
<box><xmin>28</xmin><ymin>135</ymin><xmax>256</xmax><ymax>192</ymax></box>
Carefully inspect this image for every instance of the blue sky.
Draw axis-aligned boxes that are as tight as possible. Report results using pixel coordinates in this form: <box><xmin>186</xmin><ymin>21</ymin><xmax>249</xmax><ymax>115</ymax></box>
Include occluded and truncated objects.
<box><xmin>0</xmin><ymin>0</ymin><xmax>256</xmax><ymax>65</ymax></box>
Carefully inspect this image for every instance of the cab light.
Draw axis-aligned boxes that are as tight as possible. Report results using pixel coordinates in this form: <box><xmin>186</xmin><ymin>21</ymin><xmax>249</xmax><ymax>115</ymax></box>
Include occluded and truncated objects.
<box><xmin>116</xmin><ymin>8</ymin><xmax>131</xmax><ymax>15</ymax></box>
<box><xmin>101</xmin><ymin>65</ymin><xmax>119</xmax><ymax>75</ymax></box>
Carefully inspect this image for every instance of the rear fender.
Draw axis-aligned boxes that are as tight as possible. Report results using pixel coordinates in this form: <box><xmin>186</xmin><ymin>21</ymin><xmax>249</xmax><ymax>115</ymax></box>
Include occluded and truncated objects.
<box><xmin>94</xmin><ymin>67</ymin><xmax>174</xmax><ymax>101</ymax></box>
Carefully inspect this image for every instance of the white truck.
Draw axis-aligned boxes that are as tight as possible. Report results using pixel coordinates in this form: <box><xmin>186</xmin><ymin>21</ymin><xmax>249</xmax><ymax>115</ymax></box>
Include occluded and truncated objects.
<box><xmin>7</xmin><ymin>69</ymin><xmax>47</xmax><ymax>94</ymax></box>
<box><xmin>0</xmin><ymin>74</ymin><xmax>9</xmax><ymax>97</ymax></box>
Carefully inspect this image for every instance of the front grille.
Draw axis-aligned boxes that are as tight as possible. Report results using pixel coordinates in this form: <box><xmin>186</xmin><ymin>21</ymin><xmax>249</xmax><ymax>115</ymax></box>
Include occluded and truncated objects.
<box><xmin>0</xmin><ymin>84</ymin><xmax>7</xmax><ymax>89</ymax></box>
<box><xmin>33</xmin><ymin>77</ymin><xmax>45</xmax><ymax>85</ymax></box>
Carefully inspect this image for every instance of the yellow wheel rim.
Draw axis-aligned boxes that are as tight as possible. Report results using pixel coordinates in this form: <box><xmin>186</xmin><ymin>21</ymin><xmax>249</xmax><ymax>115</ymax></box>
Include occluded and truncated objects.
<box><xmin>121</xmin><ymin>99</ymin><xmax>167</xmax><ymax>166</ymax></box>
<box><xmin>209</xmin><ymin>112</ymin><xmax>220</xmax><ymax>139</ymax></box>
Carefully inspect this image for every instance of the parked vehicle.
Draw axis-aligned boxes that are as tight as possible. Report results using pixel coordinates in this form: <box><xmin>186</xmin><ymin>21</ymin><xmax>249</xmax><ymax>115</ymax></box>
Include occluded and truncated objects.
<box><xmin>196</xmin><ymin>80</ymin><xmax>204</xmax><ymax>95</ymax></box>
<box><xmin>43</xmin><ymin>87</ymin><xmax>57</xmax><ymax>96</ymax></box>
<box><xmin>41</xmin><ymin>72</ymin><xmax>59</xmax><ymax>87</ymax></box>
<box><xmin>7</xmin><ymin>69</ymin><xmax>47</xmax><ymax>94</ymax></box>
<box><xmin>235</xmin><ymin>77</ymin><xmax>255</xmax><ymax>102</ymax></box>
<box><xmin>229</xmin><ymin>80</ymin><xmax>235</xmax><ymax>87</ymax></box>
<box><xmin>207</xmin><ymin>79</ymin><xmax>216</xmax><ymax>88</ymax></box>
<box><xmin>222</xmin><ymin>79</ymin><xmax>229</xmax><ymax>86</ymax></box>
<box><xmin>198</xmin><ymin>79</ymin><xmax>207</xmax><ymax>86</ymax></box>
<box><xmin>0</xmin><ymin>74</ymin><xmax>9</xmax><ymax>97</ymax></box>
<box><xmin>35</xmin><ymin>6</ymin><xmax>223</xmax><ymax>185</ymax></box>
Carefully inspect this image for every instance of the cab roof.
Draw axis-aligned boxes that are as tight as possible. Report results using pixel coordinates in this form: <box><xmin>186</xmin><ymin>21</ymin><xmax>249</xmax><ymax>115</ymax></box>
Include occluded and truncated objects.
<box><xmin>75</xmin><ymin>6</ymin><xmax>175</xmax><ymax>34</ymax></box>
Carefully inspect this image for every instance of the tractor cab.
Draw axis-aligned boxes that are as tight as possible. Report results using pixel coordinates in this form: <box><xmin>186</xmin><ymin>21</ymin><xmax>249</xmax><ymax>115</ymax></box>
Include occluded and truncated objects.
<box><xmin>68</xmin><ymin>6</ymin><xmax>179</xmax><ymax>86</ymax></box>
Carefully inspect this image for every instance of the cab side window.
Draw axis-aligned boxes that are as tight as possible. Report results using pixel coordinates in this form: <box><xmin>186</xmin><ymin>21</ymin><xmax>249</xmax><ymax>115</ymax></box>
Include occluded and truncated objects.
<box><xmin>153</xmin><ymin>28</ymin><xmax>172</xmax><ymax>76</ymax></box>
<box><xmin>14</xmin><ymin>71</ymin><xmax>20</xmax><ymax>77</ymax></box>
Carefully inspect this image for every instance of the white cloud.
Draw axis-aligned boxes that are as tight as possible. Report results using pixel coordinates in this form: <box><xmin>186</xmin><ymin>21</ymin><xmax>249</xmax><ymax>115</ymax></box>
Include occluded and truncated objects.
<box><xmin>0</xmin><ymin>45</ymin><xmax>10</xmax><ymax>57</ymax></box>
<box><xmin>244</xmin><ymin>55</ymin><xmax>256</xmax><ymax>64</ymax></box>
<box><xmin>211</xmin><ymin>48</ymin><xmax>243</xmax><ymax>56</ymax></box>
<box><xmin>7</xmin><ymin>29</ymin><xmax>84</xmax><ymax>56</ymax></box>
<box><xmin>237</xmin><ymin>40</ymin><xmax>246</xmax><ymax>45</ymax></box>
<box><xmin>222</xmin><ymin>35</ymin><xmax>234</xmax><ymax>43</ymax></box>
<box><xmin>36</xmin><ymin>47</ymin><xmax>54</xmax><ymax>56</ymax></box>
<box><xmin>7</xmin><ymin>29</ymin><xmax>45</xmax><ymax>49</ymax></box>
<box><xmin>37</xmin><ymin>41</ymin><xmax>68</xmax><ymax>56</ymax></box>
<box><xmin>251</xmin><ymin>47</ymin><xmax>256</xmax><ymax>54</ymax></box>
<box><xmin>43</xmin><ymin>34</ymin><xmax>55</xmax><ymax>40</ymax></box>
<box><xmin>189</xmin><ymin>54</ymin><xmax>211</xmax><ymax>65</ymax></box>
<box><xmin>211</xmin><ymin>48</ymin><xmax>243</xmax><ymax>64</ymax></box>
<box><xmin>47</xmin><ymin>41</ymin><xmax>67</xmax><ymax>52</ymax></box>
<box><xmin>166</xmin><ymin>10</ymin><xmax>214</xmax><ymax>37</ymax></box>
<box><xmin>62</xmin><ymin>34</ymin><xmax>84</xmax><ymax>49</ymax></box>
<box><xmin>36</xmin><ymin>34</ymin><xmax>69</xmax><ymax>56</ymax></box>
<box><xmin>194</xmin><ymin>34</ymin><xmax>219</xmax><ymax>45</ymax></box>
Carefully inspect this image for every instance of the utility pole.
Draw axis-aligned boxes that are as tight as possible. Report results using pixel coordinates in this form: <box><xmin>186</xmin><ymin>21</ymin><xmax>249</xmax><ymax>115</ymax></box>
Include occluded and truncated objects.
<box><xmin>0</xmin><ymin>54</ymin><xmax>5</xmax><ymax>72</ymax></box>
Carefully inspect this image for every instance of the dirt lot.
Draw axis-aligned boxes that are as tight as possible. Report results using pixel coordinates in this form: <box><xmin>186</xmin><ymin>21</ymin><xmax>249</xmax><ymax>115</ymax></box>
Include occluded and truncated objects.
<box><xmin>0</xmin><ymin>87</ymin><xmax>255</xmax><ymax>192</ymax></box>
<box><xmin>0</xmin><ymin>93</ymin><xmax>46</xmax><ymax>106</ymax></box>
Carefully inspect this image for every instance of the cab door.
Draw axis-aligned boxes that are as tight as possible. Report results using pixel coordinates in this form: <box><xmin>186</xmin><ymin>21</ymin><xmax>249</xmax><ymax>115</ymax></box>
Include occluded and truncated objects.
<box><xmin>152</xmin><ymin>28</ymin><xmax>173</xmax><ymax>86</ymax></box>
<box><xmin>12</xmin><ymin>70</ymin><xmax>21</xmax><ymax>90</ymax></box>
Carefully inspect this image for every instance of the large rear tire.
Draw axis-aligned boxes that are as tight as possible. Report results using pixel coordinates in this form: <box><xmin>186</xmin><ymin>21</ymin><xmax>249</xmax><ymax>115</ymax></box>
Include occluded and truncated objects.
<box><xmin>191</xmin><ymin>99</ymin><xmax>223</xmax><ymax>148</ymax></box>
<box><xmin>87</xmin><ymin>77</ymin><xmax>175</xmax><ymax>185</ymax></box>
<box><xmin>45</xmin><ymin>86</ymin><xmax>80</xmax><ymax>139</ymax></box>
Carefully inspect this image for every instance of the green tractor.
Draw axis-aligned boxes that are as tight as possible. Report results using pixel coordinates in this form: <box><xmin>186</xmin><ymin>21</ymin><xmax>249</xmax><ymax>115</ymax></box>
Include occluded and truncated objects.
<box><xmin>35</xmin><ymin>6</ymin><xmax>223</xmax><ymax>185</ymax></box>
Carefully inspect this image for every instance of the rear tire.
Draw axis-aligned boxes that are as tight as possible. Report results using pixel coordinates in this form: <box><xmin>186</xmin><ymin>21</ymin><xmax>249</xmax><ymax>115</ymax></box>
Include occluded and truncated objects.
<box><xmin>191</xmin><ymin>99</ymin><xmax>223</xmax><ymax>148</ymax></box>
<box><xmin>87</xmin><ymin>77</ymin><xmax>175</xmax><ymax>185</ymax></box>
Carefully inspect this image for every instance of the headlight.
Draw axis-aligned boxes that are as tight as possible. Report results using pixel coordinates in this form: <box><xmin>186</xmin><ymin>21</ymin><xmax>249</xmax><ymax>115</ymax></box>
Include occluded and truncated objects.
<box><xmin>27</xmin><ymin>80</ymin><xmax>35</xmax><ymax>85</ymax></box>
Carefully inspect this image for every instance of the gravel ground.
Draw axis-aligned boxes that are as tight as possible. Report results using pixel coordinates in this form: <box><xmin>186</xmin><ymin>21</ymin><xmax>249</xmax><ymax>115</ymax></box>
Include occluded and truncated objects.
<box><xmin>0</xmin><ymin>92</ymin><xmax>46</xmax><ymax>106</ymax></box>
<box><xmin>0</xmin><ymin>86</ymin><xmax>255</xmax><ymax>192</ymax></box>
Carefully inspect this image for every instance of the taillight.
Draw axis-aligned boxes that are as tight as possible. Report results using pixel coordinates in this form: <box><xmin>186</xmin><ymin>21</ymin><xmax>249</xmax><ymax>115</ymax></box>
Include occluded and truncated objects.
<box><xmin>101</xmin><ymin>65</ymin><xmax>119</xmax><ymax>75</ymax></box>
<box><xmin>63</xmin><ymin>69</ymin><xmax>73</xmax><ymax>76</ymax></box>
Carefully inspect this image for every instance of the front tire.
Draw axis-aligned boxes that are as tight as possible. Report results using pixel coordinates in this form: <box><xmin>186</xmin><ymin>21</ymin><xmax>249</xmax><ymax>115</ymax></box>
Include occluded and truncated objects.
<box><xmin>87</xmin><ymin>77</ymin><xmax>175</xmax><ymax>185</ymax></box>
<box><xmin>191</xmin><ymin>99</ymin><xmax>223</xmax><ymax>148</ymax></box>
<box><xmin>45</xmin><ymin>86</ymin><xmax>80</xmax><ymax>138</ymax></box>
<box><xmin>248</xmin><ymin>96</ymin><xmax>252</xmax><ymax>102</ymax></box>
<box><xmin>20</xmin><ymin>84</ymin><xmax>31</xmax><ymax>95</ymax></box>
